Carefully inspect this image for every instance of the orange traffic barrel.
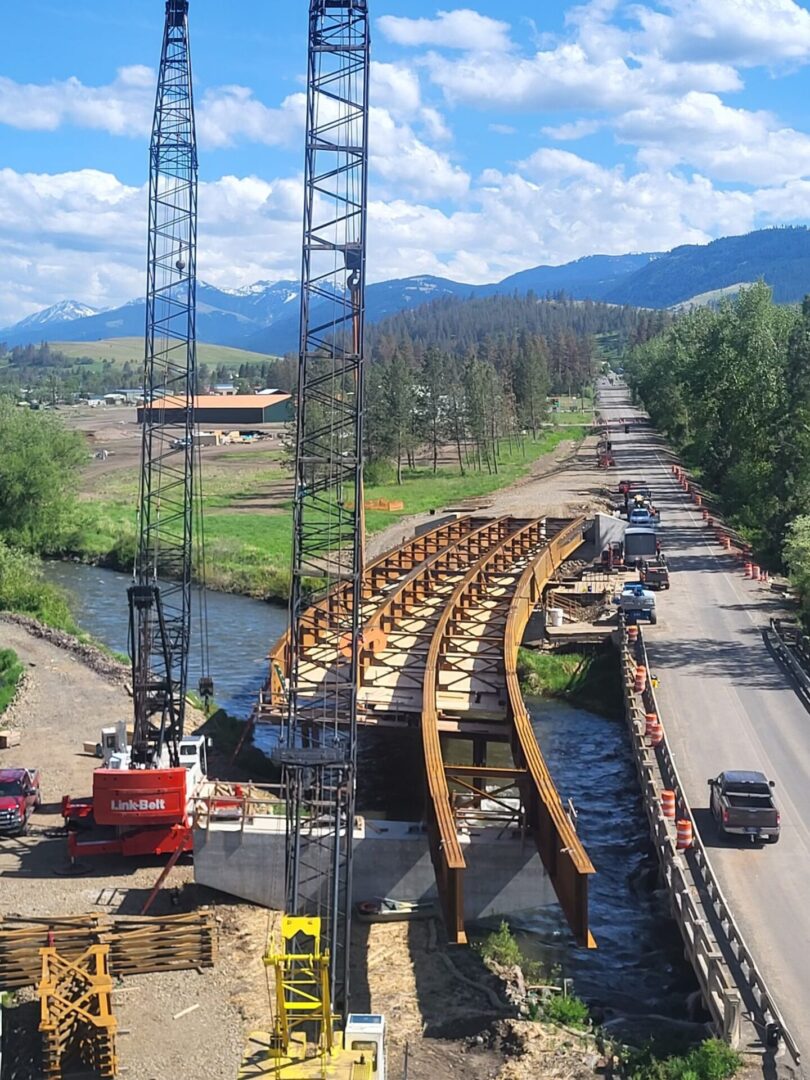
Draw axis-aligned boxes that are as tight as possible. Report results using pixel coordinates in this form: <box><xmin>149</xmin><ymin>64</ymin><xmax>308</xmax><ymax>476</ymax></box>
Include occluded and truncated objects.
<box><xmin>701</xmin><ymin>508</ymin><xmax>709</xmax><ymax>520</ymax></box>
<box><xmin>634</xmin><ymin>665</ymin><xmax>647</xmax><ymax>692</ymax></box>
<box><xmin>627</xmin><ymin>625</ymin><xmax>639</xmax><ymax>644</ymax></box>
<box><xmin>752</xmin><ymin>565</ymin><xmax>760</xmax><ymax>581</ymax></box>
<box><xmin>744</xmin><ymin>562</ymin><xmax>753</xmax><ymax>578</ymax></box>
<box><xmin>676</xmin><ymin>819</ymin><xmax>694</xmax><ymax>849</ymax></box>
<box><xmin>694</xmin><ymin>493</ymin><xmax>702</xmax><ymax>507</ymax></box>
<box><xmin>661</xmin><ymin>790</ymin><xmax>676</xmax><ymax>818</ymax></box>
<box><xmin>645</xmin><ymin>712</ymin><xmax>658</xmax><ymax>735</ymax></box>
<box><xmin>648</xmin><ymin>721</ymin><xmax>664</xmax><ymax>746</ymax></box>
<box><xmin>723</xmin><ymin>535</ymin><xmax>732</xmax><ymax>549</ymax></box>
<box><xmin>762</xmin><ymin>570</ymin><xmax>769</xmax><ymax>582</ymax></box>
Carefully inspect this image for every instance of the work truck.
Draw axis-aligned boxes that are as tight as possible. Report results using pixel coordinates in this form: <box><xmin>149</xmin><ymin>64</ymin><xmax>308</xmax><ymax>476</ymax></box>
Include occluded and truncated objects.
<box><xmin>708</xmin><ymin>770</ymin><xmax>780</xmax><ymax>844</ymax></box>
<box><xmin>0</xmin><ymin>768</ymin><xmax>41</xmax><ymax>835</ymax></box>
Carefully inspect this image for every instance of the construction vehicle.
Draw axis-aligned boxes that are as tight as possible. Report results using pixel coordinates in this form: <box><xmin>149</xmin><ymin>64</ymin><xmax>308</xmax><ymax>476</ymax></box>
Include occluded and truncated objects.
<box><xmin>640</xmin><ymin>557</ymin><xmax>670</xmax><ymax>590</ymax></box>
<box><xmin>241</xmin><ymin>3</ymin><xmax>386</xmax><ymax>1076</ymax></box>
<box><xmin>624</xmin><ymin>526</ymin><xmax>659</xmax><ymax>567</ymax></box>
<box><xmin>61</xmin><ymin>0</ymin><xmax>212</xmax><ymax>864</ymax></box>
<box><xmin>614</xmin><ymin>582</ymin><xmax>657</xmax><ymax>624</ymax></box>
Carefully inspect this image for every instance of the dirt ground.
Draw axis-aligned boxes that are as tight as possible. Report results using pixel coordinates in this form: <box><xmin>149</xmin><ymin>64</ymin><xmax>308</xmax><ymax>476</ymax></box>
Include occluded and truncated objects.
<box><xmin>61</xmin><ymin>404</ymin><xmax>287</xmax><ymax>495</ymax></box>
<box><xmin>0</xmin><ymin>589</ymin><xmax>607</xmax><ymax>1079</ymax></box>
<box><xmin>367</xmin><ymin>430</ymin><xmax>609</xmax><ymax>562</ymax></box>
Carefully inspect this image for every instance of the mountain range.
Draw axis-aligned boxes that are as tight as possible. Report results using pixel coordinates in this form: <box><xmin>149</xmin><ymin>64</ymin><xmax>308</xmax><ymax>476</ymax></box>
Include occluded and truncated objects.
<box><xmin>4</xmin><ymin>226</ymin><xmax>810</xmax><ymax>354</ymax></box>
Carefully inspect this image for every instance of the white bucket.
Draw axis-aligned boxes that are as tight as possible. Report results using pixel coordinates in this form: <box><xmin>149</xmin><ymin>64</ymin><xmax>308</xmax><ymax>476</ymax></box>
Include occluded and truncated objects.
<box><xmin>547</xmin><ymin>607</ymin><xmax>564</xmax><ymax>627</ymax></box>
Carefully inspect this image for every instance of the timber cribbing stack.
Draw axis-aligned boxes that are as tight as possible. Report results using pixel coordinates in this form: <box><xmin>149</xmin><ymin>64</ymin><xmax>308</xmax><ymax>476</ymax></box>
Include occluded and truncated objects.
<box><xmin>0</xmin><ymin>912</ymin><xmax>216</xmax><ymax>990</ymax></box>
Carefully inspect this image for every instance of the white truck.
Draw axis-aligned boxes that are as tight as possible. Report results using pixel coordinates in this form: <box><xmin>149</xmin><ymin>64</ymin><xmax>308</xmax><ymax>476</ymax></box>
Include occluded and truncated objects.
<box><xmin>614</xmin><ymin>582</ymin><xmax>657</xmax><ymax>624</ymax></box>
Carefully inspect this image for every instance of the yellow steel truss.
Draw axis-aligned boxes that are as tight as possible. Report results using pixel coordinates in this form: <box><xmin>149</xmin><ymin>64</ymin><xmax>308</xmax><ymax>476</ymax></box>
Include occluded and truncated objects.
<box><xmin>38</xmin><ymin>944</ymin><xmax>117</xmax><ymax>1079</ymax></box>
<box><xmin>265</xmin><ymin>915</ymin><xmax>334</xmax><ymax>1060</ymax></box>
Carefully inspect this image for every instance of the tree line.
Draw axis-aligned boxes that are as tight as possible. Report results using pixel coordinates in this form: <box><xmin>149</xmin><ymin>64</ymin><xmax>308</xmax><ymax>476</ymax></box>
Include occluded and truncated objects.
<box><xmin>623</xmin><ymin>281</ymin><xmax>810</xmax><ymax>617</ymax></box>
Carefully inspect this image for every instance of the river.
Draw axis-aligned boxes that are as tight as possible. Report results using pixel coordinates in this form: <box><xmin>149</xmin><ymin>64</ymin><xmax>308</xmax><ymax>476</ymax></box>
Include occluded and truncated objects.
<box><xmin>42</xmin><ymin>561</ymin><xmax>286</xmax><ymax>720</ymax></box>
<box><xmin>45</xmin><ymin>561</ymin><xmax>697</xmax><ymax>1027</ymax></box>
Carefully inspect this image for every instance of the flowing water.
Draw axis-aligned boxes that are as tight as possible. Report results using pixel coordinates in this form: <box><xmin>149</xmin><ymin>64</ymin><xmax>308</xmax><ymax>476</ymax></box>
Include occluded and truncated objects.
<box><xmin>42</xmin><ymin>561</ymin><xmax>285</xmax><ymax>719</ymax></box>
<box><xmin>46</xmin><ymin>561</ymin><xmax>696</xmax><ymax>1022</ymax></box>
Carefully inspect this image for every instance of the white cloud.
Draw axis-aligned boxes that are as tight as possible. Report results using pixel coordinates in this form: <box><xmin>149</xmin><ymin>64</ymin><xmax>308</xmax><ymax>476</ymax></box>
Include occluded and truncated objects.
<box><xmin>370</xmin><ymin>108</ymin><xmax>470</xmax><ymax>199</ymax></box>
<box><xmin>617</xmin><ymin>92</ymin><xmax>810</xmax><ymax>184</ymax></box>
<box><xmin>377</xmin><ymin>9</ymin><xmax>512</xmax><ymax>52</ymax></box>
<box><xmin>197</xmin><ymin>88</ymin><xmax>304</xmax><ymax>149</ymax></box>
<box><xmin>4</xmin><ymin>156</ymin><xmax>810</xmax><ymax>328</ymax></box>
<box><xmin>423</xmin><ymin>42</ymin><xmax>740</xmax><ymax>111</ymax></box>
<box><xmin>542</xmin><ymin>118</ymin><xmax>601</xmax><ymax>140</ymax></box>
<box><xmin>633</xmin><ymin>0</ymin><xmax>810</xmax><ymax>66</ymax></box>
<box><xmin>0</xmin><ymin>67</ymin><xmax>153</xmax><ymax>136</ymax></box>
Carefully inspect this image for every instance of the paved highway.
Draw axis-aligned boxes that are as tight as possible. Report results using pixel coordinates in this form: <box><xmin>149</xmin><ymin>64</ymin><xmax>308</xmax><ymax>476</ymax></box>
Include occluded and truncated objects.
<box><xmin>600</xmin><ymin>381</ymin><xmax>810</xmax><ymax>1054</ymax></box>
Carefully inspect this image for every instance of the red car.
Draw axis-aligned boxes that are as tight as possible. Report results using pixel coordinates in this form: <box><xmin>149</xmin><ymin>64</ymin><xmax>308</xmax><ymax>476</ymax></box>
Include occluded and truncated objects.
<box><xmin>0</xmin><ymin>768</ymin><xmax>41</xmax><ymax>835</ymax></box>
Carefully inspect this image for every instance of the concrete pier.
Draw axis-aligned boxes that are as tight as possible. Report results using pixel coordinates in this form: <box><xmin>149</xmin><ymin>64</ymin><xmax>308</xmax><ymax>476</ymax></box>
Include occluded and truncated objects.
<box><xmin>193</xmin><ymin>815</ymin><xmax>555</xmax><ymax>919</ymax></box>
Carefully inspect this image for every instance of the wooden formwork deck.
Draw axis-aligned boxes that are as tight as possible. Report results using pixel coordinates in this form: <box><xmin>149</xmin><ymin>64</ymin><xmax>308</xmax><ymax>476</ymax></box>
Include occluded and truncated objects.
<box><xmin>255</xmin><ymin>515</ymin><xmax>595</xmax><ymax>945</ymax></box>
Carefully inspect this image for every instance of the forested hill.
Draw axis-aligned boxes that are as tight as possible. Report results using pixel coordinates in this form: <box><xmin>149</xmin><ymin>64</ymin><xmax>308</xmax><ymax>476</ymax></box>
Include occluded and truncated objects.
<box><xmin>607</xmin><ymin>227</ymin><xmax>810</xmax><ymax>308</ymax></box>
<box><xmin>367</xmin><ymin>293</ymin><xmax>669</xmax><ymax>359</ymax></box>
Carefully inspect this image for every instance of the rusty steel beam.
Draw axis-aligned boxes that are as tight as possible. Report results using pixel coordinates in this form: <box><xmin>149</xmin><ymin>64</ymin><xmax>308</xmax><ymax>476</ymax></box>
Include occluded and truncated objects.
<box><xmin>260</xmin><ymin>515</ymin><xmax>482</xmax><ymax>713</ymax></box>
<box><xmin>422</xmin><ymin>518</ymin><xmax>550</xmax><ymax>943</ymax></box>
<box><xmin>503</xmin><ymin>516</ymin><xmax>597</xmax><ymax>949</ymax></box>
<box><xmin>359</xmin><ymin>517</ymin><xmax>519</xmax><ymax>684</ymax></box>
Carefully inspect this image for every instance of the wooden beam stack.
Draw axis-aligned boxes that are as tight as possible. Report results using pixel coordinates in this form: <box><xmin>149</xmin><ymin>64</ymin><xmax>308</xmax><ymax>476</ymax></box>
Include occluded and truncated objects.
<box><xmin>0</xmin><ymin>912</ymin><xmax>217</xmax><ymax>990</ymax></box>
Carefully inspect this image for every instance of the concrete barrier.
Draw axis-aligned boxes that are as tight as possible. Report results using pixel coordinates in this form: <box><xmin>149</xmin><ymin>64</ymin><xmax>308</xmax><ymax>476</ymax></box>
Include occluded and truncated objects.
<box><xmin>620</xmin><ymin>620</ymin><xmax>801</xmax><ymax>1069</ymax></box>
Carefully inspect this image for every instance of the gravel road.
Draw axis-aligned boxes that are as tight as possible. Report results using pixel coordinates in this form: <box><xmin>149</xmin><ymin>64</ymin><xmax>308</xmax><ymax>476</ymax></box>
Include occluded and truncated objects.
<box><xmin>0</xmin><ymin>617</ymin><xmax>269</xmax><ymax>1080</ymax></box>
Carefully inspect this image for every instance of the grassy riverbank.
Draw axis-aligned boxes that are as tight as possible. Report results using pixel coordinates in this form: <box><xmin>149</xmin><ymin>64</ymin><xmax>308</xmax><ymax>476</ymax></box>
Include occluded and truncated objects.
<box><xmin>69</xmin><ymin>423</ymin><xmax>588</xmax><ymax>601</ymax></box>
<box><xmin>0</xmin><ymin>648</ymin><xmax>23</xmax><ymax>716</ymax></box>
<box><xmin>518</xmin><ymin>645</ymin><xmax>624</xmax><ymax>718</ymax></box>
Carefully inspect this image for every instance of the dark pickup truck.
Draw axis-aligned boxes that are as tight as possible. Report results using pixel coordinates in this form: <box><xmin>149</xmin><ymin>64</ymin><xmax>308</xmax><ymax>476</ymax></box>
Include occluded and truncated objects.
<box><xmin>0</xmin><ymin>768</ymin><xmax>41</xmax><ymax>835</ymax></box>
<box><xmin>708</xmin><ymin>770</ymin><xmax>780</xmax><ymax>844</ymax></box>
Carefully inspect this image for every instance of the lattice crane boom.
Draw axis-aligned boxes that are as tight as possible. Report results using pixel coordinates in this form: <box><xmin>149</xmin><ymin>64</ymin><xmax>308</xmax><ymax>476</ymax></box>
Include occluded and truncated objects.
<box><xmin>274</xmin><ymin>0</ymin><xmax>371</xmax><ymax>1032</ymax></box>
<box><xmin>129</xmin><ymin>0</ymin><xmax>200</xmax><ymax>769</ymax></box>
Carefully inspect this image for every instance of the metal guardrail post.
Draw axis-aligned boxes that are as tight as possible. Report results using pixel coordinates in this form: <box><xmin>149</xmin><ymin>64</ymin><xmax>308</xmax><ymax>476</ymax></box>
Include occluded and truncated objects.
<box><xmin>628</xmin><ymin>620</ymin><xmax>801</xmax><ymax>1067</ymax></box>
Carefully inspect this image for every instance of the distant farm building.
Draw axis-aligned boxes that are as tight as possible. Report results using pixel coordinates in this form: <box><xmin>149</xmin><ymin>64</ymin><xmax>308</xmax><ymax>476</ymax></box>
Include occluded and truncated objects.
<box><xmin>137</xmin><ymin>393</ymin><xmax>292</xmax><ymax>426</ymax></box>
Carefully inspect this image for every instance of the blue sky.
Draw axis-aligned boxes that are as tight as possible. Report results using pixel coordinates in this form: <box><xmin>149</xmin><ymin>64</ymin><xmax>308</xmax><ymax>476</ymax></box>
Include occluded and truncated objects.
<box><xmin>3</xmin><ymin>0</ymin><xmax>810</xmax><ymax>324</ymax></box>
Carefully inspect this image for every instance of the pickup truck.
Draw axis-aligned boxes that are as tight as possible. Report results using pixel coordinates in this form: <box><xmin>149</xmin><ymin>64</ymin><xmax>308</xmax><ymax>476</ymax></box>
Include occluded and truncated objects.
<box><xmin>708</xmin><ymin>770</ymin><xmax>780</xmax><ymax>844</ymax></box>
<box><xmin>614</xmin><ymin>582</ymin><xmax>657</xmax><ymax>624</ymax></box>
<box><xmin>0</xmin><ymin>768</ymin><xmax>41</xmax><ymax>835</ymax></box>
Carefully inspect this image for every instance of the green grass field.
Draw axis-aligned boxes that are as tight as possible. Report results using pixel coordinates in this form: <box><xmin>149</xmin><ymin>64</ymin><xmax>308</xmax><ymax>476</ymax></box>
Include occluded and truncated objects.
<box><xmin>51</xmin><ymin>337</ymin><xmax>277</xmax><ymax>368</ymax></box>
<box><xmin>72</xmin><ymin>423</ymin><xmax>588</xmax><ymax>601</ymax></box>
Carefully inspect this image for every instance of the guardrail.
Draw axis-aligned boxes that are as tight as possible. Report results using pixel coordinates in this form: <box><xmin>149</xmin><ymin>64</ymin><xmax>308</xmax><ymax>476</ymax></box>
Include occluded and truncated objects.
<box><xmin>618</xmin><ymin>619</ymin><xmax>742</xmax><ymax>1042</ymax></box>
<box><xmin>768</xmin><ymin>618</ymin><xmax>810</xmax><ymax>699</ymax></box>
<box><xmin>620</xmin><ymin>619</ymin><xmax>802</xmax><ymax>1069</ymax></box>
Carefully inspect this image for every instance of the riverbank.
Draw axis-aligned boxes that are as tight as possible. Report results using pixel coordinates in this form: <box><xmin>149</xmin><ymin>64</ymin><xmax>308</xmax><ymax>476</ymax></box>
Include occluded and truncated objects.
<box><xmin>518</xmin><ymin>645</ymin><xmax>624</xmax><ymax>718</ymax></box>
<box><xmin>64</xmin><ymin>419</ymin><xmax>590</xmax><ymax>601</ymax></box>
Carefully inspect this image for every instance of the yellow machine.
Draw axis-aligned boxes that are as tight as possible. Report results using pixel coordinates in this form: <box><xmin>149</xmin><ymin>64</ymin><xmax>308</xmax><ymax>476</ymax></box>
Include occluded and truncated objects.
<box><xmin>238</xmin><ymin>916</ymin><xmax>385</xmax><ymax>1080</ymax></box>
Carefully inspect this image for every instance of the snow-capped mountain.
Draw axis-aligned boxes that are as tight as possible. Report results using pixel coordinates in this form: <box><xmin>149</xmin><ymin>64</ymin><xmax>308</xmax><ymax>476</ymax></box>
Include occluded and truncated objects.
<box><xmin>7</xmin><ymin>229</ymin><xmax>810</xmax><ymax>355</ymax></box>
<box><xmin>10</xmin><ymin>300</ymin><xmax>100</xmax><ymax>331</ymax></box>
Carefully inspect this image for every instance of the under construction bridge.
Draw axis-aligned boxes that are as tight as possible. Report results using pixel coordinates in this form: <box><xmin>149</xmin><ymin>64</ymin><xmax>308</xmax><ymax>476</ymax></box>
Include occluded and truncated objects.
<box><xmin>254</xmin><ymin>515</ymin><xmax>595</xmax><ymax>947</ymax></box>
